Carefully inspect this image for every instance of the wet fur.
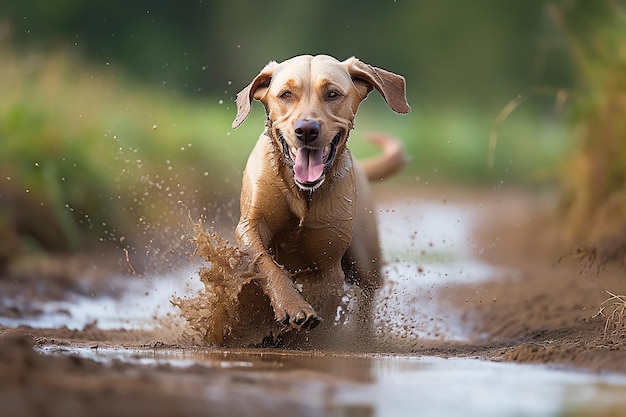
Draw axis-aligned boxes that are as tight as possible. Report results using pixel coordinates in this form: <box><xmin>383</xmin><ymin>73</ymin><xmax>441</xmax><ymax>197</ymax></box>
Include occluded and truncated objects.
<box><xmin>231</xmin><ymin>55</ymin><xmax>410</xmax><ymax>342</ymax></box>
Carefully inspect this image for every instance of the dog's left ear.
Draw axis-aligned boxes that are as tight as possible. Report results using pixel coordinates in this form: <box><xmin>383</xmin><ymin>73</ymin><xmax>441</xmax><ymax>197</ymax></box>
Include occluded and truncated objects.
<box><xmin>232</xmin><ymin>61</ymin><xmax>277</xmax><ymax>129</ymax></box>
<box><xmin>345</xmin><ymin>57</ymin><xmax>411</xmax><ymax>114</ymax></box>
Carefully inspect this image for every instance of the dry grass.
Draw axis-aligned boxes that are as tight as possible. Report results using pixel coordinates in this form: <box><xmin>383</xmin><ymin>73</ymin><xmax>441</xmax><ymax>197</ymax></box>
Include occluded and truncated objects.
<box><xmin>488</xmin><ymin>87</ymin><xmax>568</xmax><ymax>168</ymax></box>
<box><xmin>550</xmin><ymin>2</ymin><xmax>626</xmax><ymax>243</ymax></box>
<box><xmin>594</xmin><ymin>290</ymin><xmax>626</xmax><ymax>339</ymax></box>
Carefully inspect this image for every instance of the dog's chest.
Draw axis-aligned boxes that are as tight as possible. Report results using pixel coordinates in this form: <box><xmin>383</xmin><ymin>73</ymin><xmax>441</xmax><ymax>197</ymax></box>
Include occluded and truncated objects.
<box><xmin>272</xmin><ymin>200</ymin><xmax>354</xmax><ymax>270</ymax></box>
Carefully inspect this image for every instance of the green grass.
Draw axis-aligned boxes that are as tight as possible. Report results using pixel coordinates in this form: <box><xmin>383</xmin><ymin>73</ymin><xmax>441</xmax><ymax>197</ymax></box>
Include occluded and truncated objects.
<box><xmin>0</xmin><ymin>45</ymin><xmax>570</xmax><ymax>262</ymax></box>
<box><xmin>348</xmin><ymin>99</ymin><xmax>569</xmax><ymax>186</ymax></box>
<box><xmin>0</xmin><ymin>46</ymin><xmax>246</xmax><ymax>259</ymax></box>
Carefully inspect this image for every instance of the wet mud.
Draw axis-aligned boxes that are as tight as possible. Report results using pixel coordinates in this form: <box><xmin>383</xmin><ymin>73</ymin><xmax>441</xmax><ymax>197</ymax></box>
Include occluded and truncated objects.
<box><xmin>2</xmin><ymin>186</ymin><xmax>626</xmax><ymax>416</ymax></box>
<box><xmin>172</xmin><ymin>228</ymin><xmax>268</xmax><ymax>347</ymax></box>
<box><xmin>174</xmin><ymin>226</ymin><xmax>382</xmax><ymax>350</ymax></box>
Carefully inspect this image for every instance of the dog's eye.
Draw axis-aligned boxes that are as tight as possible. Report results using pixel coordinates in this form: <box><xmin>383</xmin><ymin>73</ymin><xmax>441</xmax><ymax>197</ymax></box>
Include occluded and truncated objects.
<box><xmin>279</xmin><ymin>91</ymin><xmax>292</xmax><ymax>99</ymax></box>
<box><xmin>326</xmin><ymin>90</ymin><xmax>341</xmax><ymax>100</ymax></box>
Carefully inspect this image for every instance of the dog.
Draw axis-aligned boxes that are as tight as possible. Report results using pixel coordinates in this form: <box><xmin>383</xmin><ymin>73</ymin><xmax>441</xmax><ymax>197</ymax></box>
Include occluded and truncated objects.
<box><xmin>231</xmin><ymin>55</ymin><xmax>409</xmax><ymax>343</ymax></box>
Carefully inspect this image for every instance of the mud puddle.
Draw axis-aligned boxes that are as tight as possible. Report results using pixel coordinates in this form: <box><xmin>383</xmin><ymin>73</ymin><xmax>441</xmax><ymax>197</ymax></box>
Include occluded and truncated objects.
<box><xmin>374</xmin><ymin>198</ymin><xmax>511</xmax><ymax>342</ymax></box>
<box><xmin>0</xmin><ymin>269</ymin><xmax>200</xmax><ymax>332</ymax></box>
<box><xmin>0</xmin><ymin>197</ymin><xmax>500</xmax><ymax>342</ymax></box>
<box><xmin>3</xmin><ymin>194</ymin><xmax>626</xmax><ymax>416</ymax></box>
<box><xmin>36</xmin><ymin>343</ymin><xmax>626</xmax><ymax>417</ymax></box>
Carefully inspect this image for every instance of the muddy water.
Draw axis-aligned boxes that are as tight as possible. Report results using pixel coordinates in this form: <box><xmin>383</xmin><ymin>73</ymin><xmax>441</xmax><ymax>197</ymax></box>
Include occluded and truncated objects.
<box><xmin>173</xmin><ymin>198</ymin><xmax>506</xmax><ymax>348</ymax></box>
<box><xmin>3</xmin><ymin>197</ymin><xmax>626</xmax><ymax>416</ymax></box>
<box><xmin>0</xmin><ymin>198</ymin><xmax>495</xmax><ymax>343</ymax></box>
<box><xmin>374</xmin><ymin>199</ymin><xmax>502</xmax><ymax>343</ymax></box>
<box><xmin>36</xmin><ymin>344</ymin><xmax>626</xmax><ymax>417</ymax></box>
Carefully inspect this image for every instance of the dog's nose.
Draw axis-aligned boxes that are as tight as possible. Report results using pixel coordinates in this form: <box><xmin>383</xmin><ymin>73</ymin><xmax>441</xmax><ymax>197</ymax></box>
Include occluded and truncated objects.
<box><xmin>294</xmin><ymin>120</ymin><xmax>320</xmax><ymax>142</ymax></box>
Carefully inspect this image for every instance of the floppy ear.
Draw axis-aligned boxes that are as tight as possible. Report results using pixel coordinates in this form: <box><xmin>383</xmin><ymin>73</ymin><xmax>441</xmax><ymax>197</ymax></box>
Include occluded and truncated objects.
<box><xmin>345</xmin><ymin>57</ymin><xmax>411</xmax><ymax>114</ymax></box>
<box><xmin>232</xmin><ymin>61</ymin><xmax>277</xmax><ymax>129</ymax></box>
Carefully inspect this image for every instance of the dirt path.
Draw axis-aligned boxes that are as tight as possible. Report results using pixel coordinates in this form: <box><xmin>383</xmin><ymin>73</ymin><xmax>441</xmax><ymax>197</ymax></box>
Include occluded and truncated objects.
<box><xmin>451</xmin><ymin>192</ymin><xmax>626</xmax><ymax>372</ymax></box>
<box><xmin>401</xmin><ymin>185</ymin><xmax>626</xmax><ymax>372</ymax></box>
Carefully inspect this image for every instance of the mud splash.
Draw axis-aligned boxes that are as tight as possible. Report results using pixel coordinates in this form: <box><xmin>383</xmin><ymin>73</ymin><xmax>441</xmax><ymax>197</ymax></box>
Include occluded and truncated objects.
<box><xmin>176</xmin><ymin>226</ymin><xmax>391</xmax><ymax>350</ymax></box>
<box><xmin>174</xmin><ymin>197</ymin><xmax>499</xmax><ymax>350</ymax></box>
<box><xmin>171</xmin><ymin>227</ymin><xmax>272</xmax><ymax>346</ymax></box>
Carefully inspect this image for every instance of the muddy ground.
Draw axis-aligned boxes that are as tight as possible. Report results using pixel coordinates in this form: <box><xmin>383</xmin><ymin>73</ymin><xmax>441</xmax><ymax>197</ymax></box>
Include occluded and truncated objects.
<box><xmin>1</xmin><ymin>185</ymin><xmax>625</xmax><ymax>416</ymax></box>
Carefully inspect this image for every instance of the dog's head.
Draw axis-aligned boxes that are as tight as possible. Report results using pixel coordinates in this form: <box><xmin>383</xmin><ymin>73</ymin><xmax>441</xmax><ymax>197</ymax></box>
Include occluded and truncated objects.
<box><xmin>232</xmin><ymin>55</ymin><xmax>410</xmax><ymax>191</ymax></box>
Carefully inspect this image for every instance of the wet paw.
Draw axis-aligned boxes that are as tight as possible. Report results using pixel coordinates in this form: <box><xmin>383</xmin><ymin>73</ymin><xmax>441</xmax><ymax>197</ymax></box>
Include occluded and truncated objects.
<box><xmin>278</xmin><ymin>308</ymin><xmax>321</xmax><ymax>331</ymax></box>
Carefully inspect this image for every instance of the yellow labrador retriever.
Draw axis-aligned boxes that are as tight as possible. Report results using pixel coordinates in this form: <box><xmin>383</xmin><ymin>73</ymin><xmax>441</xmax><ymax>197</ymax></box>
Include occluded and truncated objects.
<box><xmin>232</xmin><ymin>55</ymin><xmax>409</xmax><ymax>340</ymax></box>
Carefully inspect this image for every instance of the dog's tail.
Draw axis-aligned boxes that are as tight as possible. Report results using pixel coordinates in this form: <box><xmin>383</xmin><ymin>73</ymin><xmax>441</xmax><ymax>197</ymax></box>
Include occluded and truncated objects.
<box><xmin>360</xmin><ymin>133</ymin><xmax>408</xmax><ymax>182</ymax></box>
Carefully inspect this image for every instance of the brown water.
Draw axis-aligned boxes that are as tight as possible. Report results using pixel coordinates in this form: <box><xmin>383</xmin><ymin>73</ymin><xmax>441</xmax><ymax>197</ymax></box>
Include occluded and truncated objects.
<box><xmin>4</xmin><ymin>194</ymin><xmax>626</xmax><ymax>416</ymax></box>
<box><xmin>36</xmin><ymin>343</ymin><xmax>626</xmax><ymax>417</ymax></box>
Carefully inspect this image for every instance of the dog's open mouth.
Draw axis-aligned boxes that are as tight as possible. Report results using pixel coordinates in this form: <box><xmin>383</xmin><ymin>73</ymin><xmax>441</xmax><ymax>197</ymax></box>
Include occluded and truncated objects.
<box><xmin>278</xmin><ymin>131</ymin><xmax>342</xmax><ymax>190</ymax></box>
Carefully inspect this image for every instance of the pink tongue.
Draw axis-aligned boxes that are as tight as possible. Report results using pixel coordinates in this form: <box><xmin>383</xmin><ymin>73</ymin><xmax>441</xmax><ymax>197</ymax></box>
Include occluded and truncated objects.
<box><xmin>294</xmin><ymin>147</ymin><xmax>325</xmax><ymax>183</ymax></box>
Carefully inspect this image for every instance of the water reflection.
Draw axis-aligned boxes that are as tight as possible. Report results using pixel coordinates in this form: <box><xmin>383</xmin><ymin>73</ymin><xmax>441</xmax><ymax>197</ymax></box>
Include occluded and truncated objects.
<box><xmin>37</xmin><ymin>345</ymin><xmax>626</xmax><ymax>417</ymax></box>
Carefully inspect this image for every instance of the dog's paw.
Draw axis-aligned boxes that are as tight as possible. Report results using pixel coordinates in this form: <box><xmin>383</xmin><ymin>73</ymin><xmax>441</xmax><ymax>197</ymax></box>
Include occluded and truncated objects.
<box><xmin>278</xmin><ymin>306</ymin><xmax>321</xmax><ymax>331</ymax></box>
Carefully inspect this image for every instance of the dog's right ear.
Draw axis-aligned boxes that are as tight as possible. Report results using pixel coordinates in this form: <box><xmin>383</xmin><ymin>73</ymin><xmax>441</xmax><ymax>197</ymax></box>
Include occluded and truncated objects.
<box><xmin>232</xmin><ymin>61</ymin><xmax>277</xmax><ymax>129</ymax></box>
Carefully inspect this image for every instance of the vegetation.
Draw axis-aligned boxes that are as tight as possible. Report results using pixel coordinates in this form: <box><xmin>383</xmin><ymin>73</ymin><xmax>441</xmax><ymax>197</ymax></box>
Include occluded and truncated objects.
<box><xmin>0</xmin><ymin>44</ymin><xmax>249</xmax><ymax>265</ymax></box>
<box><xmin>2</xmin><ymin>1</ymin><xmax>625</xmax><ymax>264</ymax></box>
<box><xmin>554</xmin><ymin>1</ymin><xmax>626</xmax><ymax>245</ymax></box>
<box><xmin>595</xmin><ymin>290</ymin><xmax>626</xmax><ymax>339</ymax></box>
<box><xmin>0</xmin><ymin>1</ymin><xmax>569</xmax><ymax>109</ymax></box>
<box><xmin>0</xmin><ymin>40</ymin><xmax>570</xmax><ymax>265</ymax></box>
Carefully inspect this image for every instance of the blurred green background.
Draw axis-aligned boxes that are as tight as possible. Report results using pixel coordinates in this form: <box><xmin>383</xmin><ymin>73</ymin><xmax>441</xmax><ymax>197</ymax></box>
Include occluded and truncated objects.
<box><xmin>0</xmin><ymin>0</ymin><xmax>624</xmax><ymax>266</ymax></box>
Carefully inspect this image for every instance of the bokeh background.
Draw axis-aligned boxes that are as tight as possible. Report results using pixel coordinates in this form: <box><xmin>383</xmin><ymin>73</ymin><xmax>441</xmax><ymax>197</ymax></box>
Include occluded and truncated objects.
<box><xmin>1</xmin><ymin>0</ymin><xmax>625</xmax><ymax>268</ymax></box>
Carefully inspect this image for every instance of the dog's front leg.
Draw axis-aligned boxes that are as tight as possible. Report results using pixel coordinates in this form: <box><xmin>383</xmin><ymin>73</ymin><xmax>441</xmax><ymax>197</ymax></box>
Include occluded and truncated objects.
<box><xmin>235</xmin><ymin>218</ymin><xmax>321</xmax><ymax>330</ymax></box>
